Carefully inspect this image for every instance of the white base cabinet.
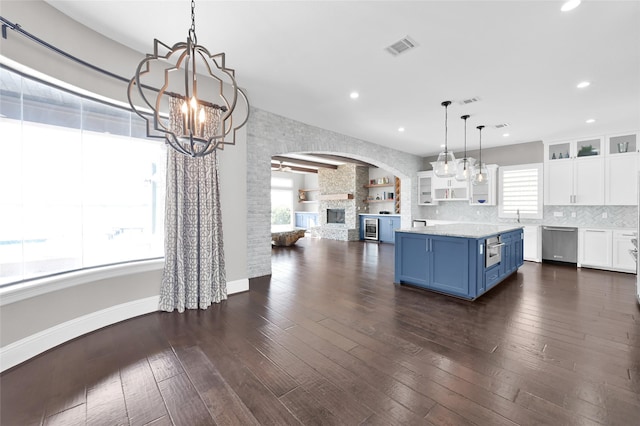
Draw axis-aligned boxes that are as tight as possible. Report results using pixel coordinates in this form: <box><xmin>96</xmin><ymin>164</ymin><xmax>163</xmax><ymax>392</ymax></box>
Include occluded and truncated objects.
<box><xmin>523</xmin><ymin>225</ymin><xmax>541</xmax><ymax>262</ymax></box>
<box><xmin>579</xmin><ymin>229</ymin><xmax>612</xmax><ymax>268</ymax></box>
<box><xmin>579</xmin><ymin>228</ymin><xmax>636</xmax><ymax>273</ymax></box>
<box><xmin>612</xmin><ymin>230</ymin><xmax>637</xmax><ymax>272</ymax></box>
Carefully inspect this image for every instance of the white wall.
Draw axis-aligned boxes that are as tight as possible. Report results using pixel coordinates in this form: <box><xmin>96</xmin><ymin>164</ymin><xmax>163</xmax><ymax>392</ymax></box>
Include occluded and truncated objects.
<box><xmin>0</xmin><ymin>1</ymin><xmax>248</xmax><ymax>351</ymax></box>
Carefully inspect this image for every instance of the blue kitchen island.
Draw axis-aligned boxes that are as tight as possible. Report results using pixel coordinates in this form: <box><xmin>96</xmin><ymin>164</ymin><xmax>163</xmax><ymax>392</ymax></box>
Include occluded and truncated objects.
<box><xmin>394</xmin><ymin>224</ymin><xmax>524</xmax><ymax>300</ymax></box>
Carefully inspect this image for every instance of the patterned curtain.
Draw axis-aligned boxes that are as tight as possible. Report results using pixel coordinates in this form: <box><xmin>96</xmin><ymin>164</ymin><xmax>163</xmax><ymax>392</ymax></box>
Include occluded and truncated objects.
<box><xmin>159</xmin><ymin>99</ymin><xmax>227</xmax><ymax>312</ymax></box>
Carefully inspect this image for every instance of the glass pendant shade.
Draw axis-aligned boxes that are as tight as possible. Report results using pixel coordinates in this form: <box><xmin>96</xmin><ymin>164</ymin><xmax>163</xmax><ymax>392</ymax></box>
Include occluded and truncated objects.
<box><xmin>434</xmin><ymin>151</ymin><xmax>457</xmax><ymax>177</ymax></box>
<box><xmin>433</xmin><ymin>100</ymin><xmax>457</xmax><ymax>178</ymax></box>
<box><xmin>472</xmin><ymin>162</ymin><xmax>489</xmax><ymax>185</ymax></box>
<box><xmin>455</xmin><ymin>157</ymin><xmax>475</xmax><ymax>181</ymax></box>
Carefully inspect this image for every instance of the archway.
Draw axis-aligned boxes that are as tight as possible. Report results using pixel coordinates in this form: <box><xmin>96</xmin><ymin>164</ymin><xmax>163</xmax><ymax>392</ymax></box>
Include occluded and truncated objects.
<box><xmin>247</xmin><ymin>108</ymin><xmax>424</xmax><ymax>278</ymax></box>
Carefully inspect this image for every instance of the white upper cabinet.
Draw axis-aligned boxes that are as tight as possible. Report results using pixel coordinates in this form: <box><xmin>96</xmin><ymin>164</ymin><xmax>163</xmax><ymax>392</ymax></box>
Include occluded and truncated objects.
<box><xmin>429</xmin><ymin>162</ymin><xmax>469</xmax><ymax>201</ymax></box>
<box><xmin>417</xmin><ymin>171</ymin><xmax>438</xmax><ymax>206</ymax></box>
<box><xmin>605</xmin><ymin>132</ymin><xmax>639</xmax><ymax>206</ymax></box>
<box><xmin>544</xmin><ymin>138</ymin><xmax>605</xmax><ymax>205</ymax></box>
<box><xmin>470</xmin><ymin>164</ymin><xmax>498</xmax><ymax>206</ymax></box>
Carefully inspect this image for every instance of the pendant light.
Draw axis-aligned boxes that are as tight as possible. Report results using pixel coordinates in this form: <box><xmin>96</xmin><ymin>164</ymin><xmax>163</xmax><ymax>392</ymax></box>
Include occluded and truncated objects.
<box><xmin>127</xmin><ymin>0</ymin><xmax>249</xmax><ymax>157</ymax></box>
<box><xmin>433</xmin><ymin>101</ymin><xmax>457</xmax><ymax>178</ymax></box>
<box><xmin>455</xmin><ymin>114</ymin><xmax>473</xmax><ymax>181</ymax></box>
<box><xmin>472</xmin><ymin>125</ymin><xmax>489</xmax><ymax>185</ymax></box>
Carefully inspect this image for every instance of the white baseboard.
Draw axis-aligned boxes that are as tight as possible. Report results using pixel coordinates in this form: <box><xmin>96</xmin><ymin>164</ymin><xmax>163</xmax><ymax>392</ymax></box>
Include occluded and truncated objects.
<box><xmin>0</xmin><ymin>278</ymin><xmax>249</xmax><ymax>372</ymax></box>
<box><xmin>0</xmin><ymin>295</ymin><xmax>160</xmax><ymax>373</ymax></box>
<box><xmin>228</xmin><ymin>277</ymin><xmax>249</xmax><ymax>294</ymax></box>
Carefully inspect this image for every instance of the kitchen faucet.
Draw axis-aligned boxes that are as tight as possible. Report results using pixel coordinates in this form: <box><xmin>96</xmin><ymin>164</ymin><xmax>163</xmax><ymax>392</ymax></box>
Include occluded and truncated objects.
<box><xmin>517</xmin><ymin>209</ymin><xmax>520</xmax><ymax>223</ymax></box>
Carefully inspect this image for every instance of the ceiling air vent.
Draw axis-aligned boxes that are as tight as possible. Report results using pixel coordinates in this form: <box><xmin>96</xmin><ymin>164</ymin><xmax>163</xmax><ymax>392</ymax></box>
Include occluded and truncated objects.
<box><xmin>494</xmin><ymin>123</ymin><xmax>510</xmax><ymax>129</ymax></box>
<box><xmin>458</xmin><ymin>97</ymin><xmax>481</xmax><ymax>105</ymax></box>
<box><xmin>385</xmin><ymin>36</ymin><xmax>418</xmax><ymax>56</ymax></box>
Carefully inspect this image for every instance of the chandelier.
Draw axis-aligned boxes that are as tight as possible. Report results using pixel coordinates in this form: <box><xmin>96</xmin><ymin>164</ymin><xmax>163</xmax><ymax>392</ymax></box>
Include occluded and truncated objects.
<box><xmin>127</xmin><ymin>0</ymin><xmax>249</xmax><ymax>157</ymax></box>
<box><xmin>433</xmin><ymin>101</ymin><xmax>457</xmax><ymax>178</ymax></box>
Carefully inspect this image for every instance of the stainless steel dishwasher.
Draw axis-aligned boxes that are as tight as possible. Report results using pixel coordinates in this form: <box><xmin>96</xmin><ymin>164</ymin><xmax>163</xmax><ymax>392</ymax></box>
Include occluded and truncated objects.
<box><xmin>542</xmin><ymin>226</ymin><xmax>578</xmax><ymax>264</ymax></box>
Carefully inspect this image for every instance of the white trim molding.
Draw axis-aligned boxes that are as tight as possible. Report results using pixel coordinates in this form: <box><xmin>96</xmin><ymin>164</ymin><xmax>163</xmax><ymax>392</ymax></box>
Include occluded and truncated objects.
<box><xmin>228</xmin><ymin>277</ymin><xmax>249</xmax><ymax>294</ymax></box>
<box><xmin>0</xmin><ymin>277</ymin><xmax>249</xmax><ymax>372</ymax></box>
<box><xmin>0</xmin><ymin>259</ymin><xmax>164</xmax><ymax>306</ymax></box>
<box><xmin>0</xmin><ymin>296</ymin><xmax>159</xmax><ymax>372</ymax></box>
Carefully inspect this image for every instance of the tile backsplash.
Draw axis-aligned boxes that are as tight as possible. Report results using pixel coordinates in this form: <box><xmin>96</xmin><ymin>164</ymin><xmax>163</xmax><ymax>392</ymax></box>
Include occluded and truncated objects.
<box><xmin>419</xmin><ymin>203</ymin><xmax>637</xmax><ymax>229</ymax></box>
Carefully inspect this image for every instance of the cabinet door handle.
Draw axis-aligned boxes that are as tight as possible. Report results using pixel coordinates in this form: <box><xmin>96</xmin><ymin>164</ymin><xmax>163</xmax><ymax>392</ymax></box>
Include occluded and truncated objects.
<box><xmin>586</xmin><ymin>230</ymin><xmax>606</xmax><ymax>233</ymax></box>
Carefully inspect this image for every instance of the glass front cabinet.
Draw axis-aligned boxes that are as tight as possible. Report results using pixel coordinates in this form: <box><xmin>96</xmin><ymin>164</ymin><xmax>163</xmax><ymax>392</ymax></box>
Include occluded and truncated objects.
<box><xmin>417</xmin><ymin>171</ymin><xmax>438</xmax><ymax>205</ymax></box>
<box><xmin>544</xmin><ymin>131</ymin><xmax>639</xmax><ymax>206</ymax></box>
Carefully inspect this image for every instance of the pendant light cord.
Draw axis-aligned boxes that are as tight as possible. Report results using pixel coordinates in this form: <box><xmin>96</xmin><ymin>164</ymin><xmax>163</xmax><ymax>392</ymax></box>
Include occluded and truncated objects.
<box><xmin>444</xmin><ymin>104</ymin><xmax>448</xmax><ymax>154</ymax></box>
<box><xmin>461</xmin><ymin>114</ymin><xmax>469</xmax><ymax>169</ymax></box>
<box><xmin>441</xmin><ymin>100</ymin><xmax>452</xmax><ymax>158</ymax></box>
<box><xmin>477</xmin><ymin>125</ymin><xmax>484</xmax><ymax>167</ymax></box>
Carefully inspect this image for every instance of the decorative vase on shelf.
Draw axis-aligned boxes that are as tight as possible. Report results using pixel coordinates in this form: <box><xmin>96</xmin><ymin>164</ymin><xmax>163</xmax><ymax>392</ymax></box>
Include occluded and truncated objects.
<box><xmin>552</xmin><ymin>153</ymin><xmax>556</xmax><ymax>159</ymax></box>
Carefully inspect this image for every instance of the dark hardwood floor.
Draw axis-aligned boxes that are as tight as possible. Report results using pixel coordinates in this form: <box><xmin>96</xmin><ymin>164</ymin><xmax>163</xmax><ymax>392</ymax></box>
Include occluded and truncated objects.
<box><xmin>2</xmin><ymin>237</ymin><xmax>639</xmax><ymax>425</ymax></box>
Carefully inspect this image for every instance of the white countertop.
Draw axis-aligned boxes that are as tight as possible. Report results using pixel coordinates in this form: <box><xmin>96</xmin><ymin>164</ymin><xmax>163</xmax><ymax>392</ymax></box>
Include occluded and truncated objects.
<box><xmin>359</xmin><ymin>213</ymin><xmax>401</xmax><ymax>217</ymax></box>
<box><xmin>397</xmin><ymin>223</ymin><xmax>524</xmax><ymax>239</ymax></box>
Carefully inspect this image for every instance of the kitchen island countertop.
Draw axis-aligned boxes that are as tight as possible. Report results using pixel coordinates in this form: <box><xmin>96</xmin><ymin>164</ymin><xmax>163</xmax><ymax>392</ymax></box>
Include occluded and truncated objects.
<box><xmin>397</xmin><ymin>223</ymin><xmax>523</xmax><ymax>239</ymax></box>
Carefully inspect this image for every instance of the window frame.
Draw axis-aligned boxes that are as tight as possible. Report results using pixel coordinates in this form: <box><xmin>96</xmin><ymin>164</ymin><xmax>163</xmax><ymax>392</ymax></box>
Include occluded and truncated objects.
<box><xmin>498</xmin><ymin>163</ymin><xmax>544</xmax><ymax>220</ymax></box>
<box><xmin>0</xmin><ymin>65</ymin><xmax>166</xmax><ymax>287</ymax></box>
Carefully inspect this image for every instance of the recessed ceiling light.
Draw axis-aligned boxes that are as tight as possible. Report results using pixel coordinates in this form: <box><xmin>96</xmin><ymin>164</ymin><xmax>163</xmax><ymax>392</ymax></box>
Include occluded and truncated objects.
<box><xmin>349</xmin><ymin>92</ymin><xmax>359</xmax><ymax>99</ymax></box>
<box><xmin>586</xmin><ymin>118</ymin><xmax>595</xmax><ymax>123</ymax></box>
<box><xmin>577</xmin><ymin>81</ymin><xmax>590</xmax><ymax>88</ymax></box>
<box><xmin>398</xmin><ymin>127</ymin><xmax>405</xmax><ymax>132</ymax></box>
<box><xmin>561</xmin><ymin>0</ymin><xmax>581</xmax><ymax>12</ymax></box>
<box><xmin>503</xmin><ymin>133</ymin><xmax>510</xmax><ymax>137</ymax></box>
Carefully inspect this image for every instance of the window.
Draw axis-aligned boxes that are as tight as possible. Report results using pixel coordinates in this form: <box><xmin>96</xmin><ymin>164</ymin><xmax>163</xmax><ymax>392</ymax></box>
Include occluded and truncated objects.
<box><xmin>270</xmin><ymin>177</ymin><xmax>293</xmax><ymax>232</ymax></box>
<box><xmin>0</xmin><ymin>66</ymin><xmax>166</xmax><ymax>286</ymax></box>
<box><xmin>499</xmin><ymin>163</ymin><xmax>543</xmax><ymax>220</ymax></box>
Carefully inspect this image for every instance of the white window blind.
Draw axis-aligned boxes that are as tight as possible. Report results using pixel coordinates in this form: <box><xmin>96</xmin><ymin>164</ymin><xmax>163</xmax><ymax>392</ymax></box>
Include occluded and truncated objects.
<box><xmin>499</xmin><ymin>163</ymin><xmax>543</xmax><ymax>219</ymax></box>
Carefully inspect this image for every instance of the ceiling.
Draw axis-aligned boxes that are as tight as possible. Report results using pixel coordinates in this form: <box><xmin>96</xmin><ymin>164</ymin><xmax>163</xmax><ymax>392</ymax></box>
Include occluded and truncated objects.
<box><xmin>45</xmin><ymin>1</ymin><xmax>640</xmax><ymax>157</ymax></box>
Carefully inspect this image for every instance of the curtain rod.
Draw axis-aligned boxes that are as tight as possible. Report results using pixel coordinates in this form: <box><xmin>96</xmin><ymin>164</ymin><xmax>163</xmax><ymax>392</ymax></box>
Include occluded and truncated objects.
<box><xmin>1</xmin><ymin>15</ymin><xmax>130</xmax><ymax>84</ymax></box>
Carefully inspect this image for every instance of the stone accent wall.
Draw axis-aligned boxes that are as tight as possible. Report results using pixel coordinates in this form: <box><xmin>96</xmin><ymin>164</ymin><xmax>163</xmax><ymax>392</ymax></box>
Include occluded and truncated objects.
<box><xmin>316</xmin><ymin>164</ymin><xmax>367</xmax><ymax>241</ymax></box>
<box><xmin>247</xmin><ymin>107</ymin><xmax>424</xmax><ymax>278</ymax></box>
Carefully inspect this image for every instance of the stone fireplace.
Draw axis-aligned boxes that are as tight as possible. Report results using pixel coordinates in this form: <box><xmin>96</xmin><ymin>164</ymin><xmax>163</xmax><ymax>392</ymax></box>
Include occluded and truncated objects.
<box><xmin>316</xmin><ymin>164</ymin><xmax>368</xmax><ymax>241</ymax></box>
<box><xmin>327</xmin><ymin>209</ymin><xmax>345</xmax><ymax>224</ymax></box>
